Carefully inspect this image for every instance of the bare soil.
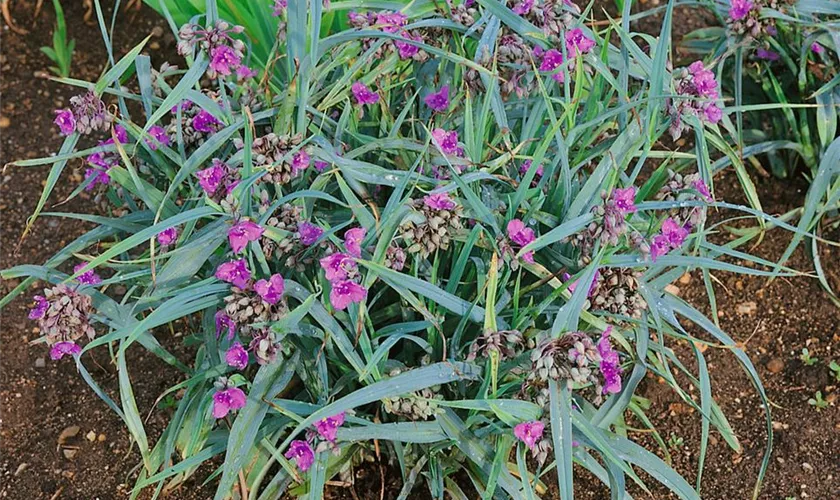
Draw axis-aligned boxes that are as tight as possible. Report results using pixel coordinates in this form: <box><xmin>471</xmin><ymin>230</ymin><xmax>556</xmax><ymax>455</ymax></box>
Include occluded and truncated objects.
<box><xmin>1</xmin><ymin>1</ymin><xmax>838</xmax><ymax>499</ymax></box>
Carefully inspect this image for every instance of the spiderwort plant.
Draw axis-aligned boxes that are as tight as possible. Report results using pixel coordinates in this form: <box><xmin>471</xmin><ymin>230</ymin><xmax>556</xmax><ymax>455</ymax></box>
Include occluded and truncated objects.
<box><xmin>0</xmin><ymin>1</ymin><xmax>810</xmax><ymax>499</ymax></box>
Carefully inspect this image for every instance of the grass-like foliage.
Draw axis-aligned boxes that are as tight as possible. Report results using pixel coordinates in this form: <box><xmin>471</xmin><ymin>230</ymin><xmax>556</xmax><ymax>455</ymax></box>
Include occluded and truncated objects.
<box><xmin>2</xmin><ymin>0</ymin><xmax>823</xmax><ymax>498</ymax></box>
<box><xmin>40</xmin><ymin>0</ymin><xmax>75</xmax><ymax>78</ymax></box>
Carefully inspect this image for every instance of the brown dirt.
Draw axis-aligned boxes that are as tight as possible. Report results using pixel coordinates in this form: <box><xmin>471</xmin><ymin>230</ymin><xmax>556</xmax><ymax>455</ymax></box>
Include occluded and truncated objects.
<box><xmin>1</xmin><ymin>1</ymin><xmax>838</xmax><ymax>500</ymax></box>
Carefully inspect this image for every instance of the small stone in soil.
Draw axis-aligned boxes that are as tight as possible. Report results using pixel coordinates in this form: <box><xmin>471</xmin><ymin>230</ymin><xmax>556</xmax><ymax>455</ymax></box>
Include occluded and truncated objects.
<box><xmin>57</xmin><ymin>425</ymin><xmax>80</xmax><ymax>446</ymax></box>
<box><xmin>766</xmin><ymin>358</ymin><xmax>784</xmax><ymax>374</ymax></box>
<box><xmin>34</xmin><ymin>357</ymin><xmax>46</xmax><ymax>368</ymax></box>
<box><xmin>86</xmin><ymin>431</ymin><xmax>97</xmax><ymax>442</ymax></box>
<box><xmin>62</xmin><ymin>448</ymin><xmax>78</xmax><ymax>460</ymax></box>
<box><xmin>736</xmin><ymin>301</ymin><xmax>757</xmax><ymax>315</ymax></box>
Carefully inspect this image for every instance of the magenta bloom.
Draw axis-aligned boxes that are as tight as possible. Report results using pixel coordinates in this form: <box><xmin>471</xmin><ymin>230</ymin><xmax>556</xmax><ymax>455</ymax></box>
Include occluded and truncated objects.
<box><xmin>73</xmin><ymin>263</ymin><xmax>102</xmax><ymax>285</ymax></box>
<box><xmin>215</xmin><ymin>311</ymin><xmax>236</xmax><ymax>340</ymax></box>
<box><xmin>314</xmin><ymin>160</ymin><xmax>329</xmax><ymax>172</ymax></box>
<box><xmin>298</xmin><ymin>222</ymin><xmax>323</xmax><ymax>246</ymax></box>
<box><xmin>688</xmin><ymin>61</ymin><xmax>718</xmax><ymax>98</ymax></box>
<box><xmin>292</xmin><ymin>150</ymin><xmax>310</xmax><ymax>175</ymax></box>
<box><xmin>507</xmin><ymin>219</ymin><xmax>536</xmax><ymax>264</ymax></box>
<box><xmin>315</xmin><ymin>412</ymin><xmax>346</xmax><ymax>442</ymax></box>
<box><xmin>344</xmin><ymin>227</ymin><xmax>367</xmax><ymax>258</ymax></box>
<box><xmin>146</xmin><ymin>125</ymin><xmax>170</xmax><ymax>150</ymax></box>
<box><xmin>424</xmin><ymin>85</ymin><xmax>450</xmax><ymax>112</ymax></box>
<box><xmin>375</xmin><ymin>11</ymin><xmax>407</xmax><ymax>33</ymax></box>
<box><xmin>228</xmin><ymin>220</ymin><xmax>265</xmax><ymax>254</ymax></box>
<box><xmin>512</xmin><ymin>0</ymin><xmax>534</xmax><ymax>15</ymax></box>
<box><xmin>650</xmin><ymin>234</ymin><xmax>671</xmax><ymax>262</ymax></box>
<box><xmin>611</xmin><ymin>186</ymin><xmax>637</xmax><ymax>215</ymax></box>
<box><xmin>225</xmin><ymin>342</ymin><xmax>249</xmax><ymax>370</ymax></box>
<box><xmin>329</xmin><ymin>280</ymin><xmax>367</xmax><ymax>310</ymax></box>
<box><xmin>195</xmin><ymin>164</ymin><xmax>225</xmax><ymax>195</ymax></box>
<box><xmin>565</xmin><ymin>28</ymin><xmax>595</xmax><ymax>56</ymax></box>
<box><xmin>50</xmin><ymin>341</ymin><xmax>82</xmax><ymax>361</ymax></box>
<box><xmin>320</xmin><ymin>253</ymin><xmax>356</xmax><ymax>281</ymax></box>
<box><xmin>351</xmin><ymin>82</ymin><xmax>379</xmax><ymax>106</ymax></box>
<box><xmin>29</xmin><ymin>296</ymin><xmax>48</xmax><ymax>320</ymax></box>
<box><xmin>692</xmin><ymin>178</ymin><xmax>713</xmax><ymax>202</ymax></box>
<box><xmin>704</xmin><ymin>104</ymin><xmax>723</xmax><ymax>124</ymax></box>
<box><xmin>236</xmin><ymin>65</ymin><xmax>258</xmax><ymax>80</ymax></box>
<box><xmin>193</xmin><ymin>110</ymin><xmax>221</xmax><ymax>133</ymax></box>
<box><xmin>272</xmin><ymin>0</ymin><xmax>287</xmax><ymax>15</ymax></box>
<box><xmin>254</xmin><ymin>273</ymin><xmax>285</xmax><ymax>304</ymax></box>
<box><xmin>395</xmin><ymin>31</ymin><xmax>422</xmax><ymax>59</ymax></box>
<box><xmin>660</xmin><ymin>218</ymin><xmax>689</xmax><ymax>248</ymax></box>
<box><xmin>812</xmin><ymin>42</ymin><xmax>825</xmax><ymax>54</ymax></box>
<box><xmin>216</xmin><ymin>259</ymin><xmax>251</xmax><ymax>289</ymax></box>
<box><xmin>431</xmin><ymin>128</ymin><xmax>463</xmax><ymax>156</ymax></box>
<box><xmin>212</xmin><ymin>387</ymin><xmax>247</xmax><ymax>419</ymax></box>
<box><xmin>562</xmin><ymin>270</ymin><xmax>601</xmax><ymax>297</ymax></box>
<box><xmin>210</xmin><ymin>45</ymin><xmax>241</xmax><ymax>76</ymax></box>
<box><xmin>54</xmin><ymin>109</ymin><xmax>76</xmax><ymax>135</ymax></box>
<box><xmin>513</xmin><ymin>420</ymin><xmax>545</xmax><ymax>450</ymax></box>
<box><xmin>285</xmin><ymin>440</ymin><xmax>315</xmax><ymax>471</ymax></box>
<box><xmin>598</xmin><ymin>327</ymin><xmax>622</xmax><ymax>394</ymax></box>
<box><xmin>157</xmin><ymin>227</ymin><xmax>178</xmax><ymax>247</ymax></box>
<box><xmin>539</xmin><ymin>49</ymin><xmax>564</xmax><ymax>72</ymax></box>
<box><xmin>519</xmin><ymin>159</ymin><xmax>544</xmax><ymax>178</ymax></box>
<box><xmin>423</xmin><ymin>192</ymin><xmax>457</xmax><ymax>211</ymax></box>
<box><xmin>756</xmin><ymin>48</ymin><xmax>780</xmax><ymax>61</ymax></box>
<box><xmin>728</xmin><ymin>0</ymin><xmax>753</xmax><ymax>21</ymax></box>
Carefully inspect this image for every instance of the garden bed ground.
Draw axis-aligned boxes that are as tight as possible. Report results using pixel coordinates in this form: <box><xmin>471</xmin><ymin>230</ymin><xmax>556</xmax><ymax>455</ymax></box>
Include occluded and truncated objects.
<box><xmin>1</xmin><ymin>2</ymin><xmax>838</xmax><ymax>499</ymax></box>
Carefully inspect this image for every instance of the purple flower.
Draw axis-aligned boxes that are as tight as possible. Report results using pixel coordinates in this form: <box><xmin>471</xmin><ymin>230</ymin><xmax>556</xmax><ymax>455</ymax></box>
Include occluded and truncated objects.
<box><xmin>237</xmin><ymin>65</ymin><xmax>258</xmax><ymax>80</ymax></box>
<box><xmin>50</xmin><ymin>341</ymin><xmax>82</xmax><ymax>361</ymax></box>
<box><xmin>375</xmin><ymin>11</ymin><xmax>407</xmax><ymax>33</ymax></box>
<box><xmin>314</xmin><ymin>160</ymin><xmax>329</xmax><ymax>172</ymax></box>
<box><xmin>539</xmin><ymin>49</ymin><xmax>566</xmax><ymax>83</ymax></box>
<box><xmin>215</xmin><ymin>311</ymin><xmax>236</xmax><ymax>340</ymax></box>
<box><xmin>688</xmin><ymin>61</ymin><xmax>719</xmax><ymax>98</ymax></box>
<box><xmin>329</xmin><ymin>280</ymin><xmax>367</xmax><ymax>310</ymax></box>
<box><xmin>728</xmin><ymin>0</ymin><xmax>753</xmax><ymax>21</ymax></box>
<box><xmin>610</xmin><ymin>186</ymin><xmax>637</xmax><ymax>215</ymax></box>
<box><xmin>254</xmin><ymin>273</ymin><xmax>285</xmax><ymax>304</ymax></box>
<box><xmin>507</xmin><ymin>219</ymin><xmax>536</xmax><ymax>264</ymax></box>
<box><xmin>431</xmin><ymin>128</ymin><xmax>463</xmax><ymax>156</ymax></box>
<box><xmin>395</xmin><ymin>31</ymin><xmax>422</xmax><ymax>59</ymax></box>
<box><xmin>215</xmin><ymin>259</ymin><xmax>251</xmax><ymax>289</ymax></box>
<box><xmin>292</xmin><ymin>150</ymin><xmax>311</xmax><ymax>175</ymax></box>
<box><xmin>196</xmin><ymin>164</ymin><xmax>225</xmax><ymax>195</ymax></box>
<box><xmin>704</xmin><ymin>104</ymin><xmax>723</xmax><ymax>124</ymax></box>
<box><xmin>692</xmin><ymin>178</ymin><xmax>713</xmax><ymax>202</ymax></box>
<box><xmin>812</xmin><ymin>42</ymin><xmax>825</xmax><ymax>54</ymax></box>
<box><xmin>210</xmin><ymin>45</ymin><xmax>241</xmax><ymax>76</ymax></box>
<box><xmin>424</xmin><ymin>85</ymin><xmax>450</xmax><ymax>112</ymax></box>
<box><xmin>285</xmin><ymin>440</ymin><xmax>315</xmax><ymax>471</ymax></box>
<box><xmin>598</xmin><ymin>327</ymin><xmax>622</xmax><ymax>394</ymax></box>
<box><xmin>272</xmin><ymin>0</ymin><xmax>287</xmax><ymax>16</ymax></box>
<box><xmin>512</xmin><ymin>0</ymin><xmax>534</xmax><ymax>15</ymax></box>
<box><xmin>660</xmin><ymin>218</ymin><xmax>689</xmax><ymax>248</ymax></box>
<box><xmin>351</xmin><ymin>82</ymin><xmax>379</xmax><ymax>106</ymax></box>
<box><xmin>29</xmin><ymin>296</ymin><xmax>48</xmax><ymax>320</ymax></box>
<box><xmin>157</xmin><ymin>227</ymin><xmax>178</xmax><ymax>247</ymax></box>
<box><xmin>513</xmin><ymin>420</ymin><xmax>544</xmax><ymax>450</ymax></box>
<box><xmin>228</xmin><ymin>220</ymin><xmax>265</xmax><ymax>254</ymax></box>
<box><xmin>225</xmin><ymin>342</ymin><xmax>249</xmax><ymax>370</ymax></box>
<box><xmin>650</xmin><ymin>234</ymin><xmax>671</xmax><ymax>262</ymax></box>
<box><xmin>565</xmin><ymin>28</ymin><xmax>595</xmax><ymax>56</ymax></box>
<box><xmin>423</xmin><ymin>192</ymin><xmax>457</xmax><ymax>211</ymax></box>
<box><xmin>212</xmin><ymin>386</ymin><xmax>247</xmax><ymax>419</ymax></box>
<box><xmin>562</xmin><ymin>270</ymin><xmax>601</xmax><ymax>297</ymax></box>
<box><xmin>756</xmin><ymin>48</ymin><xmax>780</xmax><ymax>62</ymax></box>
<box><xmin>146</xmin><ymin>126</ymin><xmax>170</xmax><ymax>150</ymax></box>
<box><xmin>54</xmin><ymin>109</ymin><xmax>76</xmax><ymax>135</ymax></box>
<box><xmin>314</xmin><ymin>412</ymin><xmax>346</xmax><ymax>442</ymax></box>
<box><xmin>344</xmin><ymin>227</ymin><xmax>367</xmax><ymax>258</ymax></box>
<box><xmin>519</xmin><ymin>160</ymin><xmax>544</xmax><ymax>179</ymax></box>
<box><xmin>73</xmin><ymin>263</ymin><xmax>102</xmax><ymax>285</ymax></box>
<box><xmin>298</xmin><ymin>222</ymin><xmax>323</xmax><ymax>246</ymax></box>
<box><xmin>320</xmin><ymin>253</ymin><xmax>356</xmax><ymax>281</ymax></box>
<box><xmin>193</xmin><ymin>110</ymin><xmax>221</xmax><ymax>133</ymax></box>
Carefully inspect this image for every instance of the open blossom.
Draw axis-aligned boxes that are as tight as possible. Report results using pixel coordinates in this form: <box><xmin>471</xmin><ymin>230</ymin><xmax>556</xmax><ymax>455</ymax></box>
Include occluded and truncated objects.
<box><xmin>298</xmin><ymin>222</ymin><xmax>323</xmax><ymax>246</ymax></box>
<box><xmin>315</xmin><ymin>412</ymin><xmax>346</xmax><ymax>442</ymax></box>
<box><xmin>292</xmin><ymin>150</ymin><xmax>310</xmax><ymax>175</ymax></box>
<box><xmin>212</xmin><ymin>386</ymin><xmax>247</xmax><ymax>419</ymax></box>
<box><xmin>351</xmin><ymin>82</ymin><xmax>379</xmax><ymax>106</ymax></box>
<box><xmin>54</xmin><ymin>109</ymin><xmax>76</xmax><ymax>135</ymax></box>
<box><xmin>73</xmin><ymin>263</ymin><xmax>102</xmax><ymax>285</ymax></box>
<box><xmin>512</xmin><ymin>0</ymin><xmax>534</xmax><ymax>15</ymax></box>
<box><xmin>272</xmin><ymin>0</ymin><xmax>287</xmax><ymax>15</ymax></box>
<box><xmin>216</xmin><ymin>259</ymin><xmax>251</xmax><ymax>288</ymax></box>
<box><xmin>210</xmin><ymin>45</ymin><xmax>241</xmax><ymax>76</ymax></box>
<box><xmin>146</xmin><ymin>126</ymin><xmax>170</xmax><ymax>150</ymax></box>
<box><xmin>423</xmin><ymin>192</ymin><xmax>456</xmax><ymax>211</ymax></box>
<box><xmin>539</xmin><ymin>49</ymin><xmax>566</xmax><ymax>83</ymax></box>
<box><xmin>565</xmin><ymin>28</ymin><xmax>595</xmax><ymax>56</ymax></box>
<box><xmin>29</xmin><ymin>296</ymin><xmax>49</xmax><ymax>320</ymax></box>
<box><xmin>225</xmin><ymin>342</ymin><xmax>249</xmax><ymax>369</ymax></box>
<box><xmin>285</xmin><ymin>440</ymin><xmax>315</xmax><ymax>471</ymax></box>
<box><xmin>394</xmin><ymin>31</ymin><xmax>422</xmax><ymax>59</ymax></box>
<box><xmin>507</xmin><ymin>219</ymin><xmax>536</xmax><ymax>264</ymax></box>
<box><xmin>650</xmin><ymin>218</ymin><xmax>688</xmax><ymax>261</ymax></box>
<box><xmin>314</xmin><ymin>160</ymin><xmax>329</xmax><ymax>172</ymax></box>
<box><xmin>520</xmin><ymin>159</ymin><xmax>544</xmax><ymax>179</ymax></box>
<box><xmin>320</xmin><ymin>253</ymin><xmax>356</xmax><ymax>281</ymax></box>
<box><xmin>375</xmin><ymin>11</ymin><xmax>407</xmax><ymax>33</ymax></box>
<box><xmin>514</xmin><ymin>420</ymin><xmax>545</xmax><ymax>450</ymax></box>
<box><xmin>424</xmin><ymin>85</ymin><xmax>450</xmax><ymax>112</ymax></box>
<box><xmin>228</xmin><ymin>220</ymin><xmax>264</xmax><ymax>253</ymax></box>
<box><xmin>50</xmin><ymin>341</ymin><xmax>82</xmax><ymax>361</ymax></box>
<box><xmin>215</xmin><ymin>311</ymin><xmax>236</xmax><ymax>340</ymax></box>
<box><xmin>196</xmin><ymin>164</ymin><xmax>225</xmax><ymax>194</ymax></box>
<box><xmin>330</xmin><ymin>280</ymin><xmax>367</xmax><ymax>310</ymax></box>
<box><xmin>728</xmin><ymin>0</ymin><xmax>753</xmax><ymax>21</ymax></box>
<box><xmin>611</xmin><ymin>186</ymin><xmax>637</xmax><ymax>215</ymax></box>
<box><xmin>254</xmin><ymin>273</ymin><xmax>285</xmax><ymax>304</ymax></box>
<box><xmin>344</xmin><ymin>227</ymin><xmax>367</xmax><ymax>258</ymax></box>
<box><xmin>598</xmin><ymin>327</ymin><xmax>622</xmax><ymax>394</ymax></box>
<box><xmin>756</xmin><ymin>48</ymin><xmax>780</xmax><ymax>61</ymax></box>
<box><xmin>157</xmin><ymin>227</ymin><xmax>178</xmax><ymax>247</ymax></box>
<box><xmin>562</xmin><ymin>270</ymin><xmax>601</xmax><ymax>297</ymax></box>
<box><xmin>236</xmin><ymin>65</ymin><xmax>258</xmax><ymax>80</ymax></box>
<box><xmin>192</xmin><ymin>110</ymin><xmax>221</xmax><ymax>133</ymax></box>
<box><xmin>812</xmin><ymin>42</ymin><xmax>825</xmax><ymax>54</ymax></box>
<box><xmin>431</xmin><ymin>128</ymin><xmax>463</xmax><ymax>156</ymax></box>
<box><xmin>692</xmin><ymin>178</ymin><xmax>713</xmax><ymax>202</ymax></box>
